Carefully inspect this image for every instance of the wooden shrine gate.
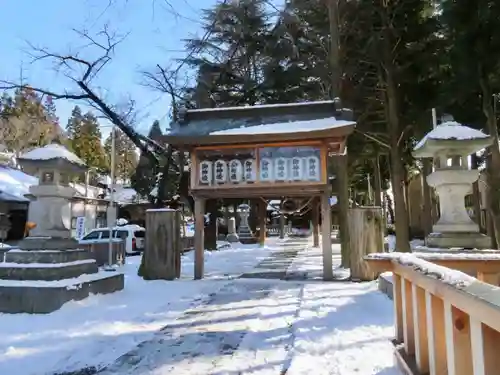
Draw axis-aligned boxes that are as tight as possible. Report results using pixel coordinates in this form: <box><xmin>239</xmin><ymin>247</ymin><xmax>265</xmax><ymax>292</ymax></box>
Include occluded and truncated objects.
<box><xmin>163</xmin><ymin>100</ymin><xmax>355</xmax><ymax>280</ymax></box>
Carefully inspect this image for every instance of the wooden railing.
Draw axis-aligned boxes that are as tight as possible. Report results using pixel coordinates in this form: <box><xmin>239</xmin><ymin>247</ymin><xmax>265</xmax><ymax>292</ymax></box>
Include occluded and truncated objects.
<box><xmin>389</xmin><ymin>255</ymin><xmax>500</xmax><ymax>375</ymax></box>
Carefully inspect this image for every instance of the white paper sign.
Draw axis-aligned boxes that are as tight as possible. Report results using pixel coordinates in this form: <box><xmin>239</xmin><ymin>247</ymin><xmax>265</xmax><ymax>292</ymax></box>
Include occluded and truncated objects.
<box><xmin>75</xmin><ymin>217</ymin><xmax>86</xmax><ymax>239</ymax></box>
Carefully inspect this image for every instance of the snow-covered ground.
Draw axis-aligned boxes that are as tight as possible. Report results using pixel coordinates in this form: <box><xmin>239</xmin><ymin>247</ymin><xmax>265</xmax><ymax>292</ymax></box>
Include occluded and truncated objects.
<box><xmin>0</xmin><ymin>238</ymin><xmax>399</xmax><ymax>375</ymax></box>
<box><xmin>0</xmin><ymin>242</ymin><xmax>278</xmax><ymax>375</ymax></box>
<box><xmin>385</xmin><ymin>234</ymin><xmax>425</xmax><ymax>252</ymax></box>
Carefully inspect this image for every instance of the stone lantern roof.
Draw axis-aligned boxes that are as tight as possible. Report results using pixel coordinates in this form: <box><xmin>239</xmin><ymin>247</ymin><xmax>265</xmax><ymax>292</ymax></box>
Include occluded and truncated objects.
<box><xmin>413</xmin><ymin>121</ymin><xmax>493</xmax><ymax>159</ymax></box>
<box><xmin>17</xmin><ymin>144</ymin><xmax>87</xmax><ymax>174</ymax></box>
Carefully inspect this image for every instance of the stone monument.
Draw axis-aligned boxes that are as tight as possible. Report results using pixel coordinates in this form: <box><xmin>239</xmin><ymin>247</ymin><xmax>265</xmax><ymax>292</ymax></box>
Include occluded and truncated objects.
<box><xmin>237</xmin><ymin>203</ymin><xmax>257</xmax><ymax>244</ymax></box>
<box><xmin>413</xmin><ymin>121</ymin><xmax>493</xmax><ymax>249</ymax></box>
<box><xmin>226</xmin><ymin>217</ymin><xmax>239</xmax><ymax>243</ymax></box>
<box><xmin>0</xmin><ymin>144</ymin><xmax>124</xmax><ymax>314</ymax></box>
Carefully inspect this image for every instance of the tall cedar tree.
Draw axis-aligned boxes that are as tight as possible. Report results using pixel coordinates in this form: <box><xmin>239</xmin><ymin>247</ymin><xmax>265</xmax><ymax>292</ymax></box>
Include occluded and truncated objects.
<box><xmin>439</xmin><ymin>0</ymin><xmax>500</xmax><ymax>247</ymax></box>
<box><xmin>66</xmin><ymin>106</ymin><xmax>108</xmax><ymax>181</ymax></box>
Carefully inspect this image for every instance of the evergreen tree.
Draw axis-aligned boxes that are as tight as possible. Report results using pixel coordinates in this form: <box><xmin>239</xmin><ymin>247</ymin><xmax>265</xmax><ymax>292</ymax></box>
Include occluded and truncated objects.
<box><xmin>105</xmin><ymin>128</ymin><xmax>138</xmax><ymax>183</ymax></box>
<box><xmin>43</xmin><ymin>95</ymin><xmax>59</xmax><ymax>127</ymax></box>
<box><xmin>184</xmin><ymin>0</ymin><xmax>274</xmax><ymax>107</ymax></box>
<box><xmin>66</xmin><ymin>106</ymin><xmax>107</xmax><ymax>180</ymax></box>
<box><xmin>0</xmin><ymin>88</ymin><xmax>61</xmax><ymax>153</ymax></box>
<box><xmin>66</xmin><ymin>105</ymin><xmax>84</xmax><ymax>140</ymax></box>
<box><xmin>131</xmin><ymin>120</ymin><xmax>163</xmax><ymax>199</ymax></box>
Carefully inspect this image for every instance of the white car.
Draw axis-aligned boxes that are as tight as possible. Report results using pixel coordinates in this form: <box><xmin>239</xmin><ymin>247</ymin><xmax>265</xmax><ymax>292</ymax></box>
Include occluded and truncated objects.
<box><xmin>79</xmin><ymin>224</ymin><xmax>145</xmax><ymax>255</ymax></box>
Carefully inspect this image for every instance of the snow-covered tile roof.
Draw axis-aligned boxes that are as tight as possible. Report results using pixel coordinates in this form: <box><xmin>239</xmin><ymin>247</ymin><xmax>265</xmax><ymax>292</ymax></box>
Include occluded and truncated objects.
<box><xmin>210</xmin><ymin>117</ymin><xmax>354</xmax><ymax>136</ymax></box>
<box><xmin>0</xmin><ymin>190</ymin><xmax>29</xmax><ymax>203</ymax></box>
<box><xmin>18</xmin><ymin>144</ymin><xmax>86</xmax><ymax>166</ymax></box>
<box><xmin>105</xmin><ymin>186</ymin><xmax>147</xmax><ymax>205</ymax></box>
<box><xmin>0</xmin><ymin>166</ymin><xmax>105</xmax><ymax>201</ymax></box>
<box><xmin>414</xmin><ymin>121</ymin><xmax>490</xmax><ymax>151</ymax></box>
<box><xmin>0</xmin><ymin>166</ymin><xmax>37</xmax><ymax>199</ymax></box>
<box><xmin>187</xmin><ymin>100</ymin><xmax>338</xmax><ymax>113</ymax></box>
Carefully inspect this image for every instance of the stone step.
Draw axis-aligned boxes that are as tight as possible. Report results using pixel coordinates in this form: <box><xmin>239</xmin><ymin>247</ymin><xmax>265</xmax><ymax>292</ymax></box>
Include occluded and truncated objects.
<box><xmin>0</xmin><ymin>271</ymin><xmax>124</xmax><ymax>313</ymax></box>
<box><xmin>5</xmin><ymin>249</ymin><xmax>92</xmax><ymax>264</ymax></box>
<box><xmin>0</xmin><ymin>259</ymin><xmax>98</xmax><ymax>281</ymax></box>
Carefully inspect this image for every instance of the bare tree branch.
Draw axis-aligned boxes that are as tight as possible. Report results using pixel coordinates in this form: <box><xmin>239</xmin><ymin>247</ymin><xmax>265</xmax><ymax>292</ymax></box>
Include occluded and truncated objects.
<box><xmin>0</xmin><ymin>28</ymin><xmax>168</xmax><ymax>167</ymax></box>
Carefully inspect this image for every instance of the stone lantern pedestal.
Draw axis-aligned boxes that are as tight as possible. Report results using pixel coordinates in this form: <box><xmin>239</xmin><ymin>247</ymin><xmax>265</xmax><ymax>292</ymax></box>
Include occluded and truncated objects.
<box><xmin>414</xmin><ymin>122</ymin><xmax>493</xmax><ymax>249</ymax></box>
<box><xmin>0</xmin><ymin>144</ymin><xmax>123</xmax><ymax>314</ymax></box>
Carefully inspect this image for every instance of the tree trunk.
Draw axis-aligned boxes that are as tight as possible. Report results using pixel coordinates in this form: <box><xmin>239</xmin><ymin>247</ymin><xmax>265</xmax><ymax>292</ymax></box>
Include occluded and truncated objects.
<box><xmin>327</xmin><ymin>0</ymin><xmax>341</xmax><ymax>98</ymax></box>
<box><xmin>348</xmin><ymin>207</ymin><xmax>384</xmax><ymax>281</ymax></box>
<box><xmin>471</xmin><ymin>153</ymin><xmax>483</xmax><ymax>231</ymax></box>
<box><xmin>479</xmin><ymin>71</ymin><xmax>500</xmax><ymax>248</ymax></box>
<box><xmin>249</xmin><ymin>200</ymin><xmax>258</xmax><ymax>232</ymax></box>
<box><xmin>336</xmin><ymin>155</ymin><xmax>351</xmax><ymax>267</ymax></box>
<box><xmin>380</xmin><ymin>10</ymin><xmax>410</xmax><ymax>252</ymax></box>
<box><xmin>385</xmin><ymin>191</ymin><xmax>395</xmax><ymax>224</ymax></box>
<box><xmin>422</xmin><ymin>158</ymin><xmax>433</xmax><ymax>237</ymax></box>
<box><xmin>373</xmin><ymin>152</ymin><xmax>382</xmax><ymax>207</ymax></box>
<box><xmin>486</xmin><ymin>151</ymin><xmax>498</xmax><ymax>247</ymax></box>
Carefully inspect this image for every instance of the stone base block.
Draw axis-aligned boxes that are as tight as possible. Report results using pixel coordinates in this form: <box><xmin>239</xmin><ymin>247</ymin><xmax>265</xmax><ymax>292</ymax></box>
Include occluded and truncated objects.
<box><xmin>17</xmin><ymin>237</ymin><xmax>80</xmax><ymax>251</ymax></box>
<box><xmin>5</xmin><ymin>249</ymin><xmax>91</xmax><ymax>264</ymax></box>
<box><xmin>378</xmin><ymin>273</ymin><xmax>394</xmax><ymax>300</ymax></box>
<box><xmin>426</xmin><ymin>232</ymin><xmax>492</xmax><ymax>249</ymax></box>
<box><xmin>0</xmin><ymin>272</ymin><xmax>124</xmax><ymax>314</ymax></box>
<box><xmin>239</xmin><ymin>237</ymin><xmax>258</xmax><ymax>244</ymax></box>
<box><xmin>226</xmin><ymin>233</ymin><xmax>239</xmax><ymax>243</ymax></box>
<box><xmin>0</xmin><ymin>259</ymin><xmax>98</xmax><ymax>281</ymax></box>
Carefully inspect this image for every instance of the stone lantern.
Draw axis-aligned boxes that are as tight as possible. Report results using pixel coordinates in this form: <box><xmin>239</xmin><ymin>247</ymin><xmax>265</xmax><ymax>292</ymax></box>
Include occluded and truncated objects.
<box><xmin>413</xmin><ymin>121</ymin><xmax>493</xmax><ymax>249</ymax></box>
<box><xmin>17</xmin><ymin>144</ymin><xmax>88</xmax><ymax>250</ymax></box>
<box><xmin>237</xmin><ymin>203</ymin><xmax>256</xmax><ymax>244</ymax></box>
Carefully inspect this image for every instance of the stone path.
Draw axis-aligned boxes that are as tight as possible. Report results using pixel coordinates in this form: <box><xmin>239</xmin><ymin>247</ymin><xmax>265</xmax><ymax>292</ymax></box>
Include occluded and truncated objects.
<box><xmin>51</xmin><ymin>239</ymin><xmax>306</xmax><ymax>375</ymax></box>
<box><xmin>57</xmin><ymin>239</ymin><xmax>305</xmax><ymax>375</ymax></box>
<box><xmin>98</xmin><ymin>281</ymin><xmax>280</xmax><ymax>375</ymax></box>
<box><xmin>238</xmin><ymin>239</ymin><xmax>307</xmax><ymax>280</ymax></box>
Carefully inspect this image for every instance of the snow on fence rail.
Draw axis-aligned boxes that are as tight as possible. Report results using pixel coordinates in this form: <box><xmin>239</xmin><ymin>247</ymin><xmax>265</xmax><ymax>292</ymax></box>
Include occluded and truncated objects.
<box><xmin>390</xmin><ymin>255</ymin><xmax>500</xmax><ymax>375</ymax></box>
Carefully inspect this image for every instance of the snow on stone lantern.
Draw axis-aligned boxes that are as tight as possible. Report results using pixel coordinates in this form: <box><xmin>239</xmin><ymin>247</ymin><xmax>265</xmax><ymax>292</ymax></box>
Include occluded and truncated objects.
<box><xmin>413</xmin><ymin>121</ymin><xmax>493</xmax><ymax>249</ymax></box>
<box><xmin>17</xmin><ymin>144</ymin><xmax>88</xmax><ymax>249</ymax></box>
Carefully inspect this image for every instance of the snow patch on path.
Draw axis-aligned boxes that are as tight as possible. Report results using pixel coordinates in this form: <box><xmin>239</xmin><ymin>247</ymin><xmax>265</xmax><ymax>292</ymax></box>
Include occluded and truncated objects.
<box><xmin>286</xmin><ymin>281</ymin><xmax>398</xmax><ymax>375</ymax></box>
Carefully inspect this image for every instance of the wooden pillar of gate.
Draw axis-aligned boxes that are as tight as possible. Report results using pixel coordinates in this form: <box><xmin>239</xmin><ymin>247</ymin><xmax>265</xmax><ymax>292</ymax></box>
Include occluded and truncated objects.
<box><xmin>321</xmin><ymin>192</ymin><xmax>333</xmax><ymax>281</ymax></box>
<box><xmin>258</xmin><ymin>200</ymin><xmax>267</xmax><ymax>246</ymax></box>
<box><xmin>312</xmin><ymin>197</ymin><xmax>320</xmax><ymax>247</ymax></box>
<box><xmin>279</xmin><ymin>213</ymin><xmax>285</xmax><ymax>239</ymax></box>
<box><xmin>194</xmin><ymin>197</ymin><xmax>205</xmax><ymax>280</ymax></box>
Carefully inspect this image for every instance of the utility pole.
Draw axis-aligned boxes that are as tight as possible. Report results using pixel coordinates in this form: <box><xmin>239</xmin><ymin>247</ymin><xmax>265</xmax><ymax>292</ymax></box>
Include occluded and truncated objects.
<box><xmin>105</xmin><ymin>125</ymin><xmax>117</xmax><ymax>271</ymax></box>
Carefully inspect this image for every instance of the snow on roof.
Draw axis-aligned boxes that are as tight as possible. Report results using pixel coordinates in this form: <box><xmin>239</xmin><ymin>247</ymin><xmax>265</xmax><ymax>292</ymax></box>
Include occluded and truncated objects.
<box><xmin>414</xmin><ymin>121</ymin><xmax>490</xmax><ymax>151</ymax></box>
<box><xmin>210</xmin><ymin>117</ymin><xmax>355</xmax><ymax>136</ymax></box>
<box><xmin>0</xmin><ymin>166</ymin><xmax>37</xmax><ymax>199</ymax></box>
<box><xmin>187</xmin><ymin>100</ymin><xmax>338</xmax><ymax>113</ymax></box>
<box><xmin>18</xmin><ymin>144</ymin><xmax>86</xmax><ymax>166</ymax></box>
<box><xmin>0</xmin><ymin>190</ymin><xmax>29</xmax><ymax>203</ymax></box>
<box><xmin>106</xmin><ymin>186</ymin><xmax>148</xmax><ymax>205</ymax></box>
<box><xmin>0</xmin><ymin>165</ymin><xmax>107</xmax><ymax>201</ymax></box>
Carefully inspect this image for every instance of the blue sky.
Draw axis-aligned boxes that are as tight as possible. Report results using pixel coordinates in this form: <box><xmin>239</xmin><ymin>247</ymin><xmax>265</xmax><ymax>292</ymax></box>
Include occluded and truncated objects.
<box><xmin>0</xmin><ymin>0</ymin><xmax>218</xmax><ymax>138</ymax></box>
